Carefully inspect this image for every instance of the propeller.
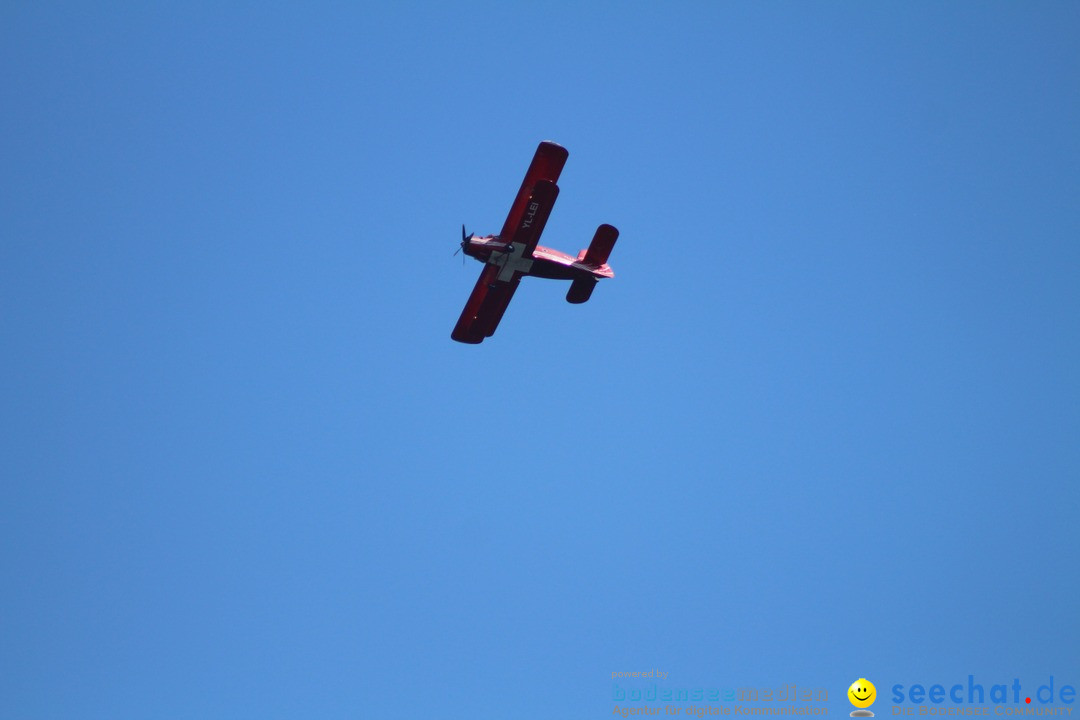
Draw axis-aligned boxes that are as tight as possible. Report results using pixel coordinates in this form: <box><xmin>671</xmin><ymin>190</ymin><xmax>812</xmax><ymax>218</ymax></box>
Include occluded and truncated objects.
<box><xmin>455</xmin><ymin>224</ymin><xmax>474</xmax><ymax>264</ymax></box>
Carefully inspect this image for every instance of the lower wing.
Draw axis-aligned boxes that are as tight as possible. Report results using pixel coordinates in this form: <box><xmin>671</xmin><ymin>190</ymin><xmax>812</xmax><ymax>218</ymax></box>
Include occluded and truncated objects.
<box><xmin>451</xmin><ymin>265</ymin><xmax>521</xmax><ymax>344</ymax></box>
<box><xmin>508</xmin><ymin>179</ymin><xmax>559</xmax><ymax>257</ymax></box>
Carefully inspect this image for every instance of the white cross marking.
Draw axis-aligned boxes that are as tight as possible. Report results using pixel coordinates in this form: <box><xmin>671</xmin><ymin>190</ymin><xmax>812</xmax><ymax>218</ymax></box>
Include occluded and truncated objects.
<box><xmin>489</xmin><ymin>242</ymin><xmax>533</xmax><ymax>282</ymax></box>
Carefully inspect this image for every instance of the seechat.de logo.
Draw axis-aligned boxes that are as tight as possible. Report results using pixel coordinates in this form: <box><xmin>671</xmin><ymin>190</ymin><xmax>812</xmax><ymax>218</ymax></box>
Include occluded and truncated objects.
<box><xmin>849</xmin><ymin>678</ymin><xmax>877</xmax><ymax>717</ymax></box>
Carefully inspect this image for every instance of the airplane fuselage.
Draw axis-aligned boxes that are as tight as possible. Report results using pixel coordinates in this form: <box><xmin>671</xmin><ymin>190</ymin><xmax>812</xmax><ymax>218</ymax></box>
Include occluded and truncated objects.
<box><xmin>462</xmin><ymin>235</ymin><xmax>615</xmax><ymax>282</ymax></box>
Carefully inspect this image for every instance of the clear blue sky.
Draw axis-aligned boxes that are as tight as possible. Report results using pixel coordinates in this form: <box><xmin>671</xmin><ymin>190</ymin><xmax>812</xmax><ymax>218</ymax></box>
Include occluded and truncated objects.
<box><xmin>2</xmin><ymin>3</ymin><xmax>1078</xmax><ymax>718</ymax></box>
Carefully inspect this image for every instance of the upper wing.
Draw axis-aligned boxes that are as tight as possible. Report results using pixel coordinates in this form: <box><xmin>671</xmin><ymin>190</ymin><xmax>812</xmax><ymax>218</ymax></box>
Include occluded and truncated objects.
<box><xmin>451</xmin><ymin>142</ymin><xmax>568</xmax><ymax>344</ymax></box>
<box><xmin>497</xmin><ymin>141</ymin><xmax>568</xmax><ymax>245</ymax></box>
<box><xmin>450</xmin><ymin>265</ymin><xmax>521</xmax><ymax>344</ymax></box>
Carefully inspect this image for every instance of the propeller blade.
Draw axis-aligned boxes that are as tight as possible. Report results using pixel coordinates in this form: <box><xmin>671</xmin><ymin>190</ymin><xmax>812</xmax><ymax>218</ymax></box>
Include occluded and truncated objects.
<box><xmin>458</xmin><ymin>224</ymin><xmax>473</xmax><ymax>263</ymax></box>
<box><xmin>455</xmin><ymin>225</ymin><xmax>467</xmax><ymax>262</ymax></box>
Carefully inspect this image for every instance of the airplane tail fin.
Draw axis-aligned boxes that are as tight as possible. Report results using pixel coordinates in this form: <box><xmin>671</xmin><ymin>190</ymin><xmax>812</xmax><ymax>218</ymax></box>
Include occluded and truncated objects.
<box><xmin>580</xmin><ymin>224</ymin><xmax>619</xmax><ymax>267</ymax></box>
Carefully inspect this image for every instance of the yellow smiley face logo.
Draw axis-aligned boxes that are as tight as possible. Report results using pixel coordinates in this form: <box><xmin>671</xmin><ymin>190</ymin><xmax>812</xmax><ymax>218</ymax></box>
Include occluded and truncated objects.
<box><xmin>848</xmin><ymin>679</ymin><xmax>876</xmax><ymax>708</ymax></box>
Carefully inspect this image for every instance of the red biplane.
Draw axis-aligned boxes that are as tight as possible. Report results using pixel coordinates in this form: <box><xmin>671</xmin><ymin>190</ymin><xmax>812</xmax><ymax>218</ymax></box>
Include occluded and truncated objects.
<box><xmin>451</xmin><ymin>141</ymin><xmax>619</xmax><ymax>344</ymax></box>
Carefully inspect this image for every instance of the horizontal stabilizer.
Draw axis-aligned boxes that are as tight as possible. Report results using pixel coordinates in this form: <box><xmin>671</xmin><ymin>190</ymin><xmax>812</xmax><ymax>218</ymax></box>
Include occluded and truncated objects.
<box><xmin>566</xmin><ymin>277</ymin><xmax>597</xmax><ymax>304</ymax></box>
<box><xmin>582</xmin><ymin>224</ymin><xmax>619</xmax><ymax>266</ymax></box>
